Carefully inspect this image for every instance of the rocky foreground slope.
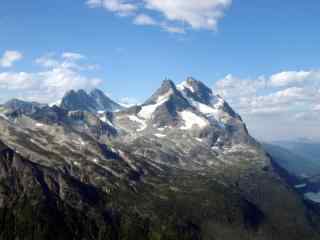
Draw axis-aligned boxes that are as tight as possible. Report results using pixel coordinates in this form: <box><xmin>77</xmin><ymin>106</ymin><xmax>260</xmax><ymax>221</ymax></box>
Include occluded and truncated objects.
<box><xmin>0</xmin><ymin>78</ymin><xmax>319</xmax><ymax>240</ymax></box>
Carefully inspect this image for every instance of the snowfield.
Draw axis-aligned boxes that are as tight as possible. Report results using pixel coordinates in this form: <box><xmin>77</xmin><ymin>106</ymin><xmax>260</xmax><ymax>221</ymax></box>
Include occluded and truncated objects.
<box><xmin>128</xmin><ymin>115</ymin><xmax>147</xmax><ymax>132</ymax></box>
<box><xmin>138</xmin><ymin>89</ymin><xmax>173</xmax><ymax>119</ymax></box>
<box><xmin>179</xmin><ymin>110</ymin><xmax>209</xmax><ymax>129</ymax></box>
<box><xmin>154</xmin><ymin>133</ymin><xmax>166</xmax><ymax>138</ymax></box>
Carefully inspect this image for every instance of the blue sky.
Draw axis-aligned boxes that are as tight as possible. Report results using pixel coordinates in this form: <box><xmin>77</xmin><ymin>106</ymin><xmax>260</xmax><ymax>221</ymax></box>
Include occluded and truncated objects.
<box><xmin>0</xmin><ymin>0</ymin><xmax>320</xmax><ymax>141</ymax></box>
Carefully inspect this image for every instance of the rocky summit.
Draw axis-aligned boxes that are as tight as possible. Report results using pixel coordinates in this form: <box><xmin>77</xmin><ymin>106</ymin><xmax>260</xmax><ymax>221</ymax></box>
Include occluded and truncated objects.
<box><xmin>60</xmin><ymin>88</ymin><xmax>123</xmax><ymax>113</ymax></box>
<box><xmin>0</xmin><ymin>78</ymin><xmax>319</xmax><ymax>240</ymax></box>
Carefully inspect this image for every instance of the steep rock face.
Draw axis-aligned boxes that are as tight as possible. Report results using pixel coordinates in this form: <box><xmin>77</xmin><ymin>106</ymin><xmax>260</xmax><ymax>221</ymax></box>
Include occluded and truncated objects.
<box><xmin>0</xmin><ymin>141</ymin><xmax>118</xmax><ymax>240</ymax></box>
<box><xmin>60</xmin><ymin>90</ymin><xmax>99</xmax><ymax>113</ymax></box>
<box><xmin>90</xmin><ymin>88</ymin><xmax>123</xmax><ymax>112</ymax></box>
<box><xmin>141</xmin><ymin>80</ymin><xmax>192</xmax><ymax>128</ymax></box>
<box><xmin>60</xmin><ymin>89</ymin><xmax>123</xmax><ymax>113</ymax></box>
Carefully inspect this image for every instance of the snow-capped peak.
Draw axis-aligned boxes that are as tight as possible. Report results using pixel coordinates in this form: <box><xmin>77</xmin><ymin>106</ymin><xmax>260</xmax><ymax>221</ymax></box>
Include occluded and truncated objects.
<box><xmin>138</xmin><ymin>87</ymin><xmax>174</xmax><ymax>120</ymax></box>
<box><xmin>138</xmin><ymin>79</ymin><xmax>189</xmax><ymax>120</ymax></box>
<box><xmin>177</xmin><ymin>80</ymin><xmax>195</xmax><ymax>93</ymax></box>
<box><xmin>177</xmin><ymin>78</ymin><xmax>238</xmax><ymax>126</ymax></box>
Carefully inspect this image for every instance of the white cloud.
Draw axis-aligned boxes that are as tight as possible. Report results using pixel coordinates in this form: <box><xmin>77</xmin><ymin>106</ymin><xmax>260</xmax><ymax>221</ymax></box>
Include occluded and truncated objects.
<box><xmin>87</xmin><ymin>0</ymin><xmax>137</xmax><ymax>15</ymax></box>
<box><xmin>86</xmin><ymin>0</ymin><xmax>232</xmax><ymax>33</ymax></box>
<box><xmin>35</xmin><ymin>54</ymin><xmax>59</xmax><ymax>68</ymax></box>
<box><xmin>134</xmin><ymin>14</ymin><xmax>157</xmax><ymax>26</ymax></box>
<box><xmin>0</xmin><ymin>72</ymin><xmax>36</xmax><ymax>90</ymax></box>
<box><xmin>0</xmin><ymin>50</ymin><xmax>23</xmax><ymax>68</ymax></box>
<box><xmin>0</xmin><ymin>53</ymin><xmax>102</xmax><ymax>103</ymax></box>
<box><xmin>133</xmin><ymin>14</ymin><xmax>186</xmax><ymax>33</ymax></box>
<box><xmin>62</xmin><ymin>52</ymin><xmax>86</xmax><ymax>61</ymax></box>
<box><xmin>35</xmin><ymin>52</ymin><xmax>95</xmax><ymax>70</ymax></box>
<box><xmin>86</xmin><ymin>0</ymin><xmax>102</xmax><ymax>7</ymax></box>
<box><xmin>215</xmin><ymin>74</ymin><xmax>267</xmax><ymax>100</ymax></box>
<box><xmin>144</xmin><ymin>0</ymin><xmax>232</xmax><ymax>30</ymax></box>
<box><xmin>161</xmin><ymin>24</ymin><xmax>186</xmax><ymax>34</ymax></box>
<box><xmin>214</xmin><ymin>70</ymin><xmax>320</xmax><ymax>141</ymax></box>
<box><xmin>270</xmin><ymin>70</ymin><xmax>320</xmax><ymax>87</ymax></box>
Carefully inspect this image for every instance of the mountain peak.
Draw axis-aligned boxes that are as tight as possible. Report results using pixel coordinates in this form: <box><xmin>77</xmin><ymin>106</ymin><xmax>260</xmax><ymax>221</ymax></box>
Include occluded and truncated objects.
<box><xmin>60</xmin><ymin>88</ymin><xmax>122</xmax><ymax>113</ymax></box>
<box><xmin>90</xmin><ymin>88</ymin><xmax>105</xmax><ymax>96</ymax></box>
<box><xmin>185</xmin><ymin>76</ymin><xmax>201</xmax><ymax>85</ymax></box>
<box><xmin>161</xmin><ymin>79</ymin><xmax>176</xmax><ymax>89</ymax></box>
<box><xmin>178</xmin><ymin>78</ymin><xmax>213</xmax><ymax>105</ymax></box>
<box><xmin>144</xmin><ymin>79</ymin><xmax>179</xmax><ymax>105</ymax></box>
<box><xmin>60</xmin><ymin>89</ymin><xmax>97</xmax><ymax>112</ymax></box>
<box><xmin>90</xmin><ymin>88</ymin><xmax>123</xmax><ymax>112</ymax></box>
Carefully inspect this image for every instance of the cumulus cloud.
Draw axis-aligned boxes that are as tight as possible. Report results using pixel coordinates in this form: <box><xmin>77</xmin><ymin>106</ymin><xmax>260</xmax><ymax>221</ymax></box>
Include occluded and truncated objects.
<box><xmin>134</xmin><ymin>14</ymin><xmax>157</xmax><ymax>26</ymax></box>
<box><xmin>214</xmin><ymin>74</ymin><xmax>267</xmax><ymax>100</ymax></box>
<box><xmin>0</xmin><ymin>50</ymin><xmax>23</xmax><ymax>68</ymax></box>
<box><xmin>270</xmin><ymin>70</ymin><xmax>320</xmax><ymax>87</ymax></box>
<box><xmin>62</xmin><ymin>52</ymin><xmax>86</xmax><ymax>61</ymax></box>
<box><xmin>144</xmin><ymin>0</ymin><xmax>232</xmax><ymax>30</ymax></box>
<box><xmin>214</xmin><ymin>70</ymin><xmax>320</xmax><ymax>141</ymax></box>
<box><xmin>86</xmin><ymin>0</ymin><xmax>232</xmax><ymax>33</ymax></box>
<box><xmin>87</xmin><ymin>0</ymin><xmax>137</xmax><ymax>15</ymax></box>
<box><xmin>0</xmin><ymin>72</ymin><xmax>36</xmax><ymax>90</ymax></box>
<box><xmin>0</xmin><ymin>52</ymin><xmax>102</xmax><ymax>103</ymax></box>
<box><xmin>161</xmin><ymin>24</ymin><xmax>186</xmax><ymax>34</ymax></box>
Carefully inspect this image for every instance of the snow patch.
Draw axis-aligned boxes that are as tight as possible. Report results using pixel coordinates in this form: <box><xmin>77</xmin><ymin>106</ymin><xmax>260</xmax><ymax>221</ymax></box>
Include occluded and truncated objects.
<box><xmin>35</xmin><ymin>123</ymin><xmax>44</xmax><ymax>127</ymax></box>
<box><xmin>177</xmin><ymin>81</ymin><xmax>195</xmax><ymax>93</ymax></box>
<box><xmin>78</xmin><ymin>138</ymin><xmax>86</xmax><ymax>146</ymax></box>
<box><xmin>154</xmin><ymin>133</ymin><xmax>166</xmax><ymax>138</ymax></box>
<box><xmin>99</xmin><ymin>115</ymin><xmax>114</xmax><ymax>127</ymax></box>
<box><xmin>0</xmin><ymin>113</ymin><xmax>9</xmax><ymax>121</ymax></box>
<box><xmin>100</xmin><ymin>116</ymin><xmax>107</xmax><ymax>122</ymax></box>
<box><xmin>138</xmin><ymin>89</ymin><xmax>173</xmax><ymax>119</ymax></box>
<box><xmin>177</xmin><ymin>84</ymin><xmax>229</xmax><ymax>127</ymax></box>
<box><xmin>156</xmin><ymin>89</ymin><xmax>173</xmax><ymax>103</ymax></box>
<box><xmin>128</xmin><ymin>115</ymin><xmax>147</xmax><ymax>132</ymax></box>
<box><xmin>222</xmin><ymin>144</ymin><xmax>257</xmax><ymax>154</ymax></box>
<box><xmin>179</xmin><ymin>111</ymin><xmax>209</xmax><ymax>130</ymax></box>
<box><xmin>304</xmin><ymin>192</ymin><xmax>320</xmax><ymax>203</ymax></box>
<box><xmin>73</xmin><ymin>161</ymin><xmax>81</xmax><ymax>167</ymax></box>
<box><xmin>211</xmin><ymin>146</ymin><xmax>221</xmax><ymax>151</ymax></box>
<box><xmin>139</xmin><ymin>104</ymin><xmax>159</xmax><ymax>119</ymax></box>
<box><xmin>188</xmin><ymin>99</ymin><xmax>227</xmax><ymax>127</ymax></box>
<box><xmin>93</xmin><ymin>158</ymin><xmax>99</xmax><ymax>163</ymax></box>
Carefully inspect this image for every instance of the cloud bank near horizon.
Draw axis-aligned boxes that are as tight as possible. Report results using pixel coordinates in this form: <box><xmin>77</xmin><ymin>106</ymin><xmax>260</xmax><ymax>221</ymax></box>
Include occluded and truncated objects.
<box><xmin>214</xmin><ymin>71</ymin><xmax>320</xmax><ymax>141</ymax></box>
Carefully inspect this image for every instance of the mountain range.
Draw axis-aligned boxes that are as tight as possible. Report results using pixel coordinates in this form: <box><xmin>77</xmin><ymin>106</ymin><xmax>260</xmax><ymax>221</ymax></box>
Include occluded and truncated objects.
<box><xmin>0</xmin><ymin>77</ymin><xmax>319</xmax><ymax>240</ymax></box>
